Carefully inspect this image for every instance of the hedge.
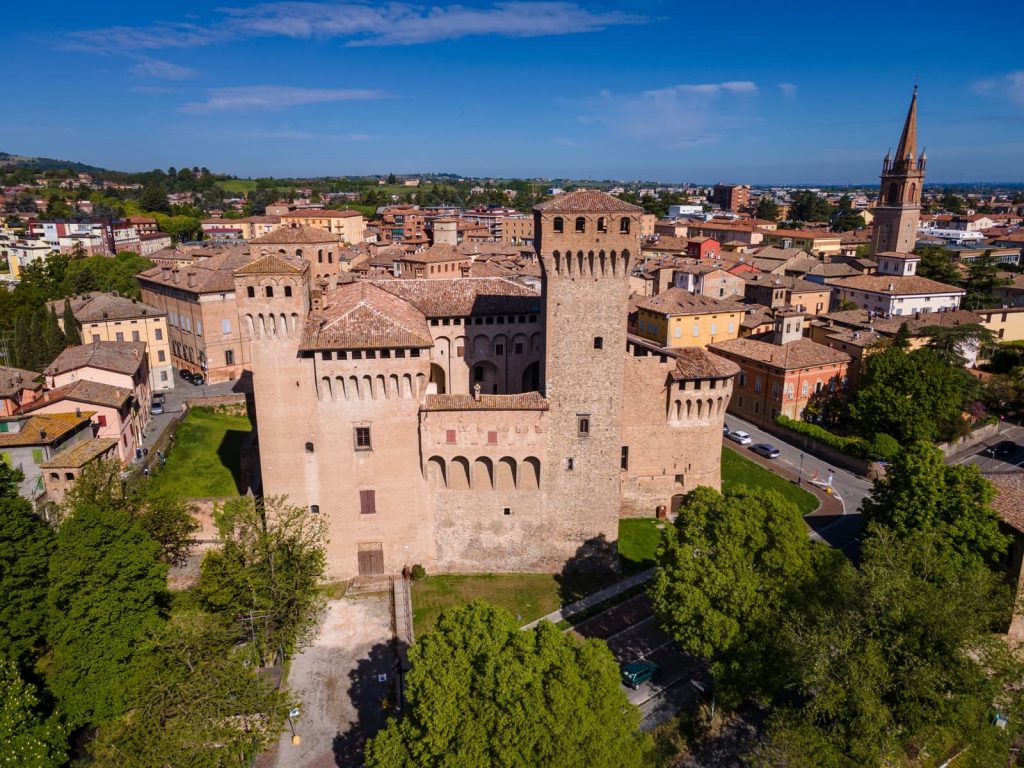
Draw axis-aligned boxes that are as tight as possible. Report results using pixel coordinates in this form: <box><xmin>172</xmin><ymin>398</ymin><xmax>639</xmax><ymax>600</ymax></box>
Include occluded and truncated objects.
<box><xmin>774</xmin><ymin>415</ymin><xmax>900</xmax><ymax>462</ymax></box>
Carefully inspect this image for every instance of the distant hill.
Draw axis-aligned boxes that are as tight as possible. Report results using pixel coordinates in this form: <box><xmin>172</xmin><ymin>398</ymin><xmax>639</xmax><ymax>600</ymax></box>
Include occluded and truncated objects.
<box><xmin>0</xmin><ymin>151</ymin><xmax>108</xmax><ymax>174</ymax></box>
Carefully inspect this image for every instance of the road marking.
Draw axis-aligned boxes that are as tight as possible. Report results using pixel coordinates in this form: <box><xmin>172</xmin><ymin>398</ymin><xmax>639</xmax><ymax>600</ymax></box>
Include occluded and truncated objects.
<box><xmin>604</xmin><ymin>614</ymin><xmax>655</xmax><ymax>643</ymax></box>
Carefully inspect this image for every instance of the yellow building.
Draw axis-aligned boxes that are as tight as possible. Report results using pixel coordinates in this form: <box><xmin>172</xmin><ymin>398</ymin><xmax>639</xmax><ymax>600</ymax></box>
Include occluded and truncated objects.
<box><xmin>977</xmin><ymin>306</ymin><xmax>1024</xmax><ymax>342</ymax></box>
<box><xmin>279</xmin><ymin>209</ymin><xmax>366</xmax><ymax>244</ymax></box>
<box><xmin>49</xmin><ymin>292</ymin><xmax>174</xmax><ymax>390</ymax></box>
<box><xmin>634</xmin><ymin>288</ymin><xmax>745</xmax><ymax>348</ymax></box>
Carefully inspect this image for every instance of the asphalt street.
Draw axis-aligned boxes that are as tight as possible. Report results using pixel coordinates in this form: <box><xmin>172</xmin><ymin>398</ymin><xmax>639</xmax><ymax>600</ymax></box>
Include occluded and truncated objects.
<box><xmin>950</xmin><ymin>423</ymin><xmax>1024</xmax><ymax>473</ymax></box>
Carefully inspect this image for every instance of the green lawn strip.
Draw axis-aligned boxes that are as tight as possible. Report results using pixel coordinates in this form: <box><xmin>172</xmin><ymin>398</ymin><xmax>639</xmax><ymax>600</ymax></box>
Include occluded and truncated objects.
<box><xmin>215</xmin><ymin>179</ymin><xmax>258</xmax><ymax>194</ymax></box>
<box><xmin>720</xmin><ymin>446</ymin><xmax>818</xmax><ymax>515</ymax></box>
<box><xmin>618</xmin><ymin>518</ymin><xmax>664</xmax><ymax>571</ymax></box>
<box><xmin>148</xmin><ymin>406</ymin><xmax>253</xmax><ymax>499</ymax></box>
<box><xmin>412</xmin><ymin>573</ymin><xmax>563</xmax><ymax>635</ymax></box>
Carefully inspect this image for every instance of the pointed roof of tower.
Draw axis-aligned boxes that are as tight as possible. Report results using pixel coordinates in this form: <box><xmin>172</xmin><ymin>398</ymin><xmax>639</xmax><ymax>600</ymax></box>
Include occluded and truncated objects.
<box><xmin>894</xmin><ymin>86</ymin><xmax>918</xmax><ymax>161</ymax></box>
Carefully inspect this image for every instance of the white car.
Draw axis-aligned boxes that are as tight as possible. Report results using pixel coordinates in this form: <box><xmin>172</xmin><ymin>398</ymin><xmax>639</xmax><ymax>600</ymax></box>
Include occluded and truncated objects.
<box><xmin>728</xmin><ymin>430</ymin><xmax>752</xmax><ymax>445</ymax></box>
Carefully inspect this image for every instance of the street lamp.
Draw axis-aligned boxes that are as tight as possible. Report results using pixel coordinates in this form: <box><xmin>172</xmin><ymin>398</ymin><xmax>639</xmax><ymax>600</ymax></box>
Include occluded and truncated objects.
<box><xmin>797</xmin><ymin>452</ymin><xmax>804</xmax><ymax>486</ymax></box>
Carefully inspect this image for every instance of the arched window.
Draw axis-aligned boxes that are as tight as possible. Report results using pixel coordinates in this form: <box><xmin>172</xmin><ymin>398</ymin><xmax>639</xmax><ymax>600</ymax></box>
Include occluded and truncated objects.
<box><xmin>553</xmin><ymin>216</ymin><xmax>564</xmax><ymax>233</ymax></box>
<box><xmin>886</xmin><ymin>182</ymin><xmax>900</xmax><ymax>204</ymax></box>
<box><xmin>265</xmin><ymin>286</ymin><xmax>274</xmax><ymax>298</ymax></box>
<box><xmin>64</xmin><ymin>472</ymin><xmax>74</xmax><ymax>481</ymax></box>
<box><xmin>296</xmin><ymin>248</ymin><xmax>304</xmax><ymax>258</ymax></box>
<box><xmin>597</xmin><ymin>217</ymin><xmax>607</xmax><ymax>232</ymax></box>
<box><xmin>575</xmin><ymin>216</ymin><xmax>586</xmax><ymax>233</ymax></box>
<box><xmin>619</xmin><ymin>217</ymin><xmax>631</xmax><ymax>234</ymax></box>
<box><xmin>49</xmin><ymin>472</ymin><xmax>59</xmax><ymax>480</ymax></box>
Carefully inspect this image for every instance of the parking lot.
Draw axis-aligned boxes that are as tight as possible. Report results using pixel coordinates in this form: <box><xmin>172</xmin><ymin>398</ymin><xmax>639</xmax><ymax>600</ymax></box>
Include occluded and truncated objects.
<box><xmin>571</xmin><ymin>594</ymin><xmax>707</xmax><ymax>731</ymax></box>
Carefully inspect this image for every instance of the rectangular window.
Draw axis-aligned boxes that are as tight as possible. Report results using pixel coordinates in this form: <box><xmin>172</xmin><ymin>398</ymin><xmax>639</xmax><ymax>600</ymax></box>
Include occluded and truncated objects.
<box><xmin>196</xmin><ymin>321</ymin><xmax>203</xmax><ymax>336</ymax></box>
<box><xmin>487</xmin><ymin>431</ymin><xmax>498</xmax><ymax>445</ymax></box>
<box><xmin>578</xmin><ymin>414</ymin><xmax>590</xmax><ymax>436</ymax></box>
<box><xmin>755</xmin><ymin>377</ymin><xmax>762</xmax><ymax>393</ymax></box>
<box><xmin>737</xmin><ymin>395</ymin><xmax>744</xmax><ymax>407</ymax></box>
<box><xmin>157</xmin><ymin>350</ymin><xmax>166</xmax><ymax>362</ymax></box>
<box><xmin>32</xmin><ymin>448</ymin><xmax>44</xmax><ymax>464</ymax></box>
<box><xmin>457</xmin><ymin>346</ymin><xmax>465</xmax><ymax>358</ymax></box>
<box><xmin>131</xmin><ymin>330</ymin><xmax>140</xmax><ymax>341</ymax></box>
<box><xmin>285</xmin><ymin>286</ymin><xmax>293</xmax><ymax>297</ymax></box>
<box><xmin>115</xmin><ymin>331</ymin><xmax>124</xmax><ymax>342</ymax></box>
<box><xmin>265</xmin><ymin>286</ymin><xmax>274</xmax><ymax>298</ymax></box>
<box><xmin>692</xmin><ymin>324</ymin><xmax>700</xmax><ymax>337</ymax></box>
<box><xmin>710</xmin><ymin>323</ymin><xmax>717</xmax><ymax>336</ymax></box>
<box><xmin>322</xmin><ymin>351</ymin><xmax>332</xmax><ymax>361</ymax></box>
<box><xmin>446</xmin><ymin>429</ymin><xmax>457</xmax><ymax>444</ymax></box>
<box><xmin>754</xmin><ymin>401</ymin><xmax>760</xmax><ymax>415</ymax></box>
<box><xmin>154</xmin><ymin>327</ymin><xmax>163</xmax><ymax>340</ymax></box>
<box><xmin>593</xmin><ymin>337</ymin><xmax>603</xmax><ymax>350</ymax></box>
<box><xmin>502</xmin><ymin>507</ymin><xmax>512</xmax><ymax>516</ymax></box>
<box><xmin>225</xmin><ymin>350</ymin><xmax>235</xmax><ymax>365</ymax></box>
<box><xmin>92</xmin><ymin>334</ymin><xmax>101</xmax><ymax>343</ymax></box>
<box><xmin>620</xmin><ymin>446</ymin><xmax>629</xmax><ymax>470</ymax></box>
<box><xmin>221</xmin><ymin>319</ymin><xmax>231</xmax><ymax>334</ymax></box>
<box><xmin>160</xmin><ymin>371</ymin><xmax>167</xmax><ymax>381</ymax></box>
<box><xmin>354</xmin><ymin>427</ymin><xmax>372</xmax><ymax>451</ymax></box>
<box><xmin>247</xmin><ymin>286</ymin><xmax>255</xmax><ymax>298</ymax></box>
<box><xmin>359</xmin><ymin>489</ymin><xmax>376</xmax><ymax>515</ymax></box>
<box><xmin>96</xmin><ymin>414</ymin><xmax>107</xmax><ymax>427</ymax></box>
<box><xmin>495</xmin><ymin>344</ymin><xmax>504</xmax><ymax>355</ymax></box>
<box><xmin>674</xmin><ymin>326</ymin><xmax>682</xmax><ymax>338</ymax></box>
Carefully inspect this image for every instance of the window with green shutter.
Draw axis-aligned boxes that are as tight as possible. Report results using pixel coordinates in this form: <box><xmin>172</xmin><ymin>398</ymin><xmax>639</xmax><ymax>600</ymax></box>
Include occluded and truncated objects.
<box><xmin>0</xmin><ymin>422</ymin><xmax>8</xmax><ymax>433</ymax></box>
<box><xmin>0</xmin><ymin>452</ymin><xmax>10</xmax><ymax>465</ymax></box>
<box><xmin>32</xmin><ymin>448</ymin><xmax>44</xmax><ymax>464</ymax></box>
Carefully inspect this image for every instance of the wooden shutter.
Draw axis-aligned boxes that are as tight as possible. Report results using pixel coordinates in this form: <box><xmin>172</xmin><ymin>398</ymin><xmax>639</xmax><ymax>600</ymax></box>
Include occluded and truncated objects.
<box><xmin>359</xmin><ymin>489</ymin><xmax>376</xmax><ymax>515</ymax></box>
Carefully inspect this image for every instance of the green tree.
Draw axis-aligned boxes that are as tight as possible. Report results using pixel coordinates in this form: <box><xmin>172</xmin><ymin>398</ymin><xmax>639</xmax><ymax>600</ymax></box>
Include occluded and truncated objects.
<box><xmin>941</xmin><ymin>193</ymin><xmax>966</xmax><ymax>214</ymax></box>
<box><xmin>0</xmin><ymin>491</ymin><xmax>54</xmax><ymax>668</ymax></box>
<box><xmin>755</xmin><ymin>197</ymin><xmax>780</xmax><ymax>222</ymax></box>
<box><xmin>47</xmin><ymin>503</ymin><xmax>167</xmax><ymax>727</ymax></box>
<box><xmin>61</xmin><ymin>300</ymin><xmax>81</xmax><ymax>346</ymax></box>
<box><xmin>919</xmin><ymin>322</ymin><xmax>998</xmax><ymax>367</ymax></box>
<box><xmin>849</xmin><ymin>345</ymin><xmax>972</xmax><ymax>442</ymax></box>
<box><xmin>387</xmin><ymin>172</ymin><xmax>396</xmax><ymax>185</ymax></box>
<box><xmin>914</xmin><ymin>244</ymin><xmax>961</xmax><ymax>284</ymax></box>
<box><xmin>90</xmin><ymin>611</ymin><xmax>290</xmax><ymax>768</ymax></box>
<box><xmin>365</xmin><ymin>601</ymin><xmax>649</xmax><ymax>768</ymax></box>
<box><xmin>788</xmin><ymin>190</ymin><xmax>833</xmax><ymax>222</ymax></box>
<box><xmin>964</xmin><ymin>251</ymin><xmax>1012</xmax><ymax>309</ymax></box>
<box><xmin>648</xmin><ymin>485</ymin><xmax>814</xmax><ymax>702</ymax></box>
<box><xmin>197</xmin><ymin>496</ymin><xmax>326</xmax><ymax>662</ymax></box>
<box><xmin>42</xmin><ymin>306</ymin><xmax>65</xmax><ymax>360</ymax></box>
<box><xmin>861</xmin><ymin>441</ymin><xmax>1007</xmax><ymax>564</ymax></box>
<box><xmin>891</xmin><ymin>321</ymin><xmax>911</xmax><ymax>350</ymax></box>
<box><xmin>45</xmin><ymin>193</ymin><xmax>72</xmax><ymax>218</ymax></box>
<box><xmin>63</xmin><ymin>461</ymin><xmax>198</xmax><ymax>565</ymax></box>
<box><xmin>0</xmin><ymin>657</ymin><xmax>67</xmax><ymax>768</ymax></box>
<box><xmin>140</xmin><ymin>184</ymin><xmax>171</xmax><ymax>214</ymax></box>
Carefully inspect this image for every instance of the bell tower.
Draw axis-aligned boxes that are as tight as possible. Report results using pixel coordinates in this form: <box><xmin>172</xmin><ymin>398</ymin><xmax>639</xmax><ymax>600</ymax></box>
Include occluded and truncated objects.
<box><xmin>871</xmin><ymin>86</ymin><xmax>926</xmax><ymax>257</ymax></box>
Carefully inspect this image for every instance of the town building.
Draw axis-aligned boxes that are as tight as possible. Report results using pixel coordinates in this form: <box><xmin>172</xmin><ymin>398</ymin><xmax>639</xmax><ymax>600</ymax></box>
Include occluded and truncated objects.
<box><xmin>279</xmin><ymin>209</ymin><xmax>366</xmax><ymax>243</ymax></box>
<box><xmin>0</xmin><ymin>366</ymin><xmax>43</xmax><ymax>417</ymax></box>
<box><xmin>710</xmin><ymin>311</ymin><xmax>851</xmax><ymax>424</ymax></box>
<box><xmin>0</xmin><ymin>412</ymin><xmax>96</xmax><ymax>501</ymax></box>
<box><xmin>239</xmin><ymin>190</ymin><xmax>735</xmax><ymax>580</ymax></box>
<box><xmin>711</xmin><ymin>183</ymin><xmax>750</xmax><ymax>212</ymax></box>
<box><xmin>977</xmin><ymin>306</ymin><xmax>1024</xmax><ymax>343</ymax></box>
<box><xmin>633</xmin><ymin>290</ymin><xmax>744</xmax><ymax>348</ymax></box>
<box><xmin>40</xmin><ymin>437</ymin><xmax>119</xmax><ymax>505</ymax></box>
<box><xmin>743</xmin><ymin>274</ymin><xmax>832</xmax><ymax>315</ymax></box>
<box><xmin>49</xmin><ymin>292</ymin><xmax>174</xmax><ymax>390</ymax></box>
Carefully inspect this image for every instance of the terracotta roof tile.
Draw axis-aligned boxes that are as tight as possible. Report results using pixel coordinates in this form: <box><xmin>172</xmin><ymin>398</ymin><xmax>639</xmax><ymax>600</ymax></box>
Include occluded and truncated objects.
<box><xmin>250</xmin><ymin>225</ymin><xmax>341</xmax><ymax>245</ymax></box>
<box><xmin>45</xmin><ymin>341</ymin><xmax>146</xmax><ymax>377</ymax></box>
<box><xmin>422</xmin><ymin>392</ymin><xmax>550</xmax><ymax>411</ymax></box>
<box><xmin>234</xmin><ymin>252</ymin><xmax>308</xmax><ymax>275</ymax></box>
<box><xmin>40</xmin><ymin>437</ymin><xmax>119</xmax><ymax>468</ymax></box>
<box><xmin>830</xmin><ymin>274</ymin><xmax>965</xmax><ymax>296</ymax></box>
<box><xmin>46</xmin><ymin>292</ymin><xmax>164</xmax><ymax>322</ymax></box>
<box><xmin>0</xmin><ymin>412</ymin><xmax>94</xmax><ymax>447</ymax></box>
<box><xmin>709</xmin><ymin>336</ymin><xmax>851</xmax><ymax>371</ymax></box>
<box><xmin>984</xmin><ymin>472</ymin><xmax>1024</xmax><ymax>534</ymax></box>
<box><xmin>0</xmin><ymin>366</ymin><xmax>43</xmax><ymax>398</ymax></box>
<box><xmin>371</xmin><ymin>278</ymin><xmax>541</xmax><ymax>317</ymax></box>
<box><xmin>282</xmin><ymin>209</ymin><xmax>362</xmax><ymax>219</ymax></box>
<box><xmin>635</xmin><ymin>288</ymin><xmax>745</xmax><ymax>316</ymax></box>
<box><xmin>137</xmin><ymin>248</ymin><xmax>259</xmax><ymax>294</ymax></box>
<box><xmin>23</xmin><ymin>379</ymin><xmax>132</xmax><ymax>410</ymax></box>
<box><xmin>300</xmin><ymin>282</ymin><xmax>432</xmax><ymax>350</ymax></box>
<box><xmin>534</xmin><ymin>190</ymin><xmax>643</xmax><ymax>213</ymax></box>
<box><xmin>671</xmin><ymin>348</ymin><xmax>741</xmax><ymax>379</ymax></box>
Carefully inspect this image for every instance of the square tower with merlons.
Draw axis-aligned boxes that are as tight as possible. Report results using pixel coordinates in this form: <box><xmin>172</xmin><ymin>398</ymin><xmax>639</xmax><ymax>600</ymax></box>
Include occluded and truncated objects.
<box><xmin>534</xmin><ymin>190</ymin><xmax>643</xmax><ymax>561</ymax></box>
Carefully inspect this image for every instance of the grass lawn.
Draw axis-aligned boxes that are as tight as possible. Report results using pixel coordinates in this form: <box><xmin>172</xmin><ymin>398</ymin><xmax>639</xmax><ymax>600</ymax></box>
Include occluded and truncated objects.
<box><xmin>216</xmin><ymin>179</ymin><xmax>258</xmax><ymax>194</ymax></box>
<box><xmin>721</xmin><ymin>446</ymin><xmax>818</xmax><ymax>515</ymax></box>
<box><xmin>618</xmin><ymin>518</ymin><xmax>664</xmax><ymax>571</ymax></box>
<box><xmin>149</xmin><ymin>406</ymin><xmax>253</xmax><ymax>499</ymax></box>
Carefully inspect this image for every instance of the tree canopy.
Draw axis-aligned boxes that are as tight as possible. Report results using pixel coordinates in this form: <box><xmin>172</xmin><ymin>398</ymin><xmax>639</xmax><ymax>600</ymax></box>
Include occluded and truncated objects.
<box><xmin>755</xmin><ymin>197</ymin><xmax>780</xmax><ymax>222</ymax></box>
<box><xmin>0</xmin><ymin>493</ymin><xmax>54</xmax><ymax>667</ymax></box>
<box><xmin>0</xmin><ymin>657</ymin><xmax>67</xmax><ymax>768</ymax></box>
<box><xmin>914</xmin><ymin>244</ymin><xmax>961</xmax><ymax>285</ymax></box>
<box><xmin>788</xmin><ymin>190</ymin><xmax>834</xmax><ymax>222</ymax></box>
<box><xmin>365</xmin><ymin>601</ymin><xmax>649</xmax><ymax>768</ymax></box>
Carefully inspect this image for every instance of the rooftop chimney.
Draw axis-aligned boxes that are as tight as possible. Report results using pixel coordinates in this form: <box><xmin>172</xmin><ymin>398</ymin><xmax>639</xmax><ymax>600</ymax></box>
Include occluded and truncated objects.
<box><xmin>187</xmin><ymin>272</ymin><xmax>197</xmax><ymax>288</ymax></box>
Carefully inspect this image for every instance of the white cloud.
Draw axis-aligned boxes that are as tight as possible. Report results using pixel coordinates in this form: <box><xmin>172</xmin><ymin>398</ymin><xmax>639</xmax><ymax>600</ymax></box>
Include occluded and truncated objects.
<box><xmin>778</xmin><ymin>82</ymin><xmax>797</xmax><ymax>98</ymax></box>
<box><xmin>133</xmin><ymin>57</ymin><xmax>198</xmax><ymax>80</ymax></box>
<box><xmin>70</xmin><ymin>3</ymin><xmax>645</xmax><ymax>50</ymax></box>
<box><xmin>180</xmin><ymin>85</ymin><xmax>389</xmax><ymax>113</ymax></box>
<box><xmin>579</xmin><ymin>80</ymin><xmax>758</xmax><ymax>148</ymax></box>
<box><xmin>973</xmin><ymin>71</ymin><xmax>1024</xmax><ymax>108</ymax></box>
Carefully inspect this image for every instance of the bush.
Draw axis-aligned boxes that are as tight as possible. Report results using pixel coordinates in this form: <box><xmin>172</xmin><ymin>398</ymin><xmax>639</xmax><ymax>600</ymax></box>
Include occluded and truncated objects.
<box><xmin>774</xmin><ymin>416</ymin><xmax>901</xmax><ymax>462</ymax></box>
<box><xmin>867</xmin><ymin>432</ymin><xmax>902</xmax><ymax>462</ymax></box>
<box><xmin>410</xmin><ymin>564</ymin><xmax>426</xmax><ymax>582</ymax></box>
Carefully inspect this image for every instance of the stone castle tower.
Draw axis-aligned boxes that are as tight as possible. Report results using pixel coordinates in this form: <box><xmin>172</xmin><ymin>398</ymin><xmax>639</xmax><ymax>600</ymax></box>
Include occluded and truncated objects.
<box><xmin>535</xmin><ymin>192</ymin><xmax>643</xmax><ymax>557</ymax></box>
<box><xmin>870</xmin><ymin>86</ymin><xmax>927</xmax><ymax>257</ymax></box>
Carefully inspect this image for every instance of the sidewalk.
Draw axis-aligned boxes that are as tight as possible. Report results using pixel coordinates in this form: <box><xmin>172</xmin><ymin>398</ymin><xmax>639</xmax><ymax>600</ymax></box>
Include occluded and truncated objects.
<box><xmin>522</xmin><ymin>567</ymin><xmax>655</xmax><ymax>630</ymax></box>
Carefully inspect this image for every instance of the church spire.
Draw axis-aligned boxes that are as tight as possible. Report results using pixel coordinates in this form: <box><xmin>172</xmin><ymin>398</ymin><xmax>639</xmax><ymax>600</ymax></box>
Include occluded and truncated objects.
<box><xmin>894</xmin><ymin>85</ymin><xmax>918</xmax><ymax>162</ymax></box>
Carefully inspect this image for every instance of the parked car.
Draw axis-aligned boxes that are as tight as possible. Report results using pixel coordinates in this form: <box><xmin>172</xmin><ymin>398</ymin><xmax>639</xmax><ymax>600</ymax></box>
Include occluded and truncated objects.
<box><xmin>149</xmin><ymin>398</ymin><xmax>164</xmax><ymax>415</ymax></box>
<box><xmin>189</xmin><ymin>373</ymin><xmax>205</xmax><ymax>386</ymax></box>
<box><xmin>993</xmin><ymin>440</ymin><xmax>1018</xmax><ymax>457</ymax></box>
<box><xmin>723</xmin><ymin>424</ymin><xmax>730</xmax><ymax>436</ymax></box>
<box><xmin>178</xmin><ymin>369</ymin><xmax>193</xmax><ymax>382</ymax></box>
<box><xmin>751</xmin><ymin>443</ymin><xmax>781</xmax><ymax>459</ymax></box>
<box><xmin>727</xmin><ymin>430</ymin><xmax>752</xmax><ymax>445</ymax></box>
<box><xmin>621</xmin><ymin>661</ymin><xmax>658</xmax><ymax>689</ymax></box>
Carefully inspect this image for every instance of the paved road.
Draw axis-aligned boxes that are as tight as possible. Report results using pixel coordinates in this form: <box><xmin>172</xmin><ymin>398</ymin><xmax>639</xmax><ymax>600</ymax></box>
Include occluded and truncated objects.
<box><xmin>950</xmin><ymin>423</ymin><xmax>1024</xmax><ymax>473</ymax></box>
<box><xmin>723</xmin><ymin>415</ymin><xmax>873</xmax><ymax>556</ymax></box>
<box><xmin>137</xmin><ymin>371</ymin><xmax>245</xmax><ymax>460</ymax></box>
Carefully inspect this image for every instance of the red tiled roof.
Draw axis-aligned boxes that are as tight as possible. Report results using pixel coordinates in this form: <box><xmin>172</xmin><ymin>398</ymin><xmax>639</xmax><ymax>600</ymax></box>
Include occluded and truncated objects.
<box><xmin>234</xmin><ymin>252</ymin><xmax>307</xmax><ymax>275</ymax></box>
<box><xmin>250</xmin><ymin>225</ymin><xmax>341</xmax><ymax>245</ymax></box>
<box><xmin>282</xmin><ymin>209</ymin><xmax>362</xmax><ymax>218</ymax></box>
<box><xmin>0</xmin><ymin>366</ymin><xmax>42</xmax><ymax>398</ymax></box>
<box><xmin>984</xmin><ymin>472</ymin><xmax>1024</xmax><ymax>534</ymax></box>
<box><xmin>0</xmin><ymin>412</ymin><xmax>94</xmax><ymax>447</ymax></box>
<box><xmin>300</xmin><ymin>282</ymin><xmax>432</xmax><ymax>351</ymax></box>
<box><xmin>634</xmin><ymin>288</ymin><xmax>745</xmax><ymax>316</ymax></box>
<box><xmin>534</xmin><ymin>190</ymin><xmax>643</xmax><ymax>213</ymax></box>
<box><xmin>709</xmin><ymin>336</ymin><xmax>851</xmax><ymax>371</ymax></box>
<box><xmin>371</xmin><ymin>278</ymin><xmax>541</xmax><ymax>317</ymax></box>
<box><xmin>45</xmin><ymin>341</ymin><xmax>146</xmax><ymax>377</ymax></box>
<box><xmin>830</xmin><ymin>274</ymin><xmax>965</xmax><ymax>296</ymax></box>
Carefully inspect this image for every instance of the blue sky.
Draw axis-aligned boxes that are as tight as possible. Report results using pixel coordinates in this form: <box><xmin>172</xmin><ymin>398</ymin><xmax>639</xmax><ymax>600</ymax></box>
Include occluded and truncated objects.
<box><xmin>4</xmin><ymin>1</ymin><xmax>1023</xmax><ymax>183</ymax></box>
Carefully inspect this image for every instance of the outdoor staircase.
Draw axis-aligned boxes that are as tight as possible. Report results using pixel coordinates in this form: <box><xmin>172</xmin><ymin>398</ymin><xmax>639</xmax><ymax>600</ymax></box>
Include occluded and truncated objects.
<box><xmin>347</xmin><ymin>573</ymin><xmax>394</xmax><ymax>595</ymax></box>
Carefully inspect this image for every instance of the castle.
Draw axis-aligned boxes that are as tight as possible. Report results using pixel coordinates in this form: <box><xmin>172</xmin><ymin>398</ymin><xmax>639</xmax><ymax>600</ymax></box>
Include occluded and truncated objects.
<box><xmin>235</xmin><ymin>191</ymin><xmax>736</xmax><ymax>580</ymax></box>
